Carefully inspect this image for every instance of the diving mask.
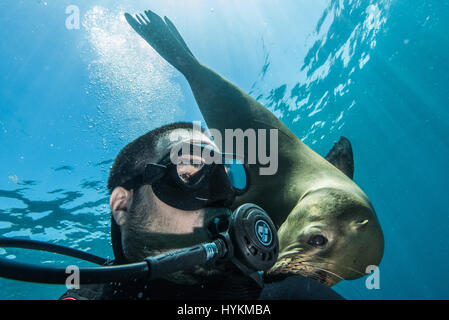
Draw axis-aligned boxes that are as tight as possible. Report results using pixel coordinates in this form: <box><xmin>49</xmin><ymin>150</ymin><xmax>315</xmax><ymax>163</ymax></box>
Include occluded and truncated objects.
<box><xmin>122</xmin><ymin>141</ymin><xmax>250</xmax><ymax>210</ymax></box>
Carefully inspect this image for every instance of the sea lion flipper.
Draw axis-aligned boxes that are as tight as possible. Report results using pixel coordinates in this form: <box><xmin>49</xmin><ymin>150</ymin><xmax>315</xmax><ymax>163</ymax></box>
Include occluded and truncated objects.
<box><xmin>124</xmin><ymin>11</ymin><xmax>198</xmax><ymax>76</ymax></box>
<box><xmin>127</xmin><ymin>10</ymin><xmax>301</xmax><ymax>180</ymax></box>
<box><xmin>325</xmin><ymin>136</ymin><xmax>354</xmax><ymax>179</ymax></box>
<box><xmin>163</xmin><ymin>16</ymin><xmax>195</xmax><ymax>58</ymax></box>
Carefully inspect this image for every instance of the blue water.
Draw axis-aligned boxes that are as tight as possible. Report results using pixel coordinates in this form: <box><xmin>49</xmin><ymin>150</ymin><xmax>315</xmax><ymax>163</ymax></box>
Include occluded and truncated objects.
<box><xmin>1</xmin><ymin>0</ymin><xmax>448</xmax><ymax>300</ymax></box>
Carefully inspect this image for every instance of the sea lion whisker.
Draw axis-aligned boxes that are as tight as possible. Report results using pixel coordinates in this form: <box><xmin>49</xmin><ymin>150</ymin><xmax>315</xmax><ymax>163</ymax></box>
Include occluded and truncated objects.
<box><xmin>299</xmin><ymin>261</ymin><xmax>364</xmax><ymax>298</ymax></box>
<box><xmin>295</xmin><ymin>268</ymin><xmax>327</xmax><ymax>281</ymax></box>
<box><xmin>299</xmin><ymin>262</ymin><xmax>345</xmax><ymax>281</ymax></box>
<box><xmin>307</xmin><ymin>255</ymin><xmax>365</xmax><ymax>277</ymax></box>
<box><xmin>277</xmin><ymin>250</ymin><xmax>304</xmax><ymax>260</ymax></box>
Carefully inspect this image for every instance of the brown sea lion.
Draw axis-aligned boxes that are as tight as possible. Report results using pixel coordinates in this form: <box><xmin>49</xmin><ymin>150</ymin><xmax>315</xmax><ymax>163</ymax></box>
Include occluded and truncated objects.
<box><xmin>124</xmin><ymin>10</ymin><xmax>384</xmax><ymax>286</ymax></box>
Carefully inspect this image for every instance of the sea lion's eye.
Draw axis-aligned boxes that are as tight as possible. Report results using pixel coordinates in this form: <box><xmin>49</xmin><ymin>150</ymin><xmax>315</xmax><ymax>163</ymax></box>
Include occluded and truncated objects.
<box><xmin>308</xmin><ymin>235</ymin><xmax>328</xmax><ymax>247</ymax></box>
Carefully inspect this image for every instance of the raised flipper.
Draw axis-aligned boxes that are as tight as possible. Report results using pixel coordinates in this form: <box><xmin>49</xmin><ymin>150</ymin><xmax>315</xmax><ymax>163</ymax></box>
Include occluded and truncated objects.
<box><xmin>125</xmin><ymin>10</ymin><xmax>315</xmax><ymax>225</ymax></box>
<box><xmin>125</xmin><ymin>11</ymin><xmax>197</xmax><ymax>77</ymax></box>
<box><xmin>325</xmin><ymin>136</ymin><xmax>354</xmax><ymax>179</ymax></box>
<box><xmin>125</xmin><ymin>10</ymin><xmax>303</xmax><ymax>161</ymax></box>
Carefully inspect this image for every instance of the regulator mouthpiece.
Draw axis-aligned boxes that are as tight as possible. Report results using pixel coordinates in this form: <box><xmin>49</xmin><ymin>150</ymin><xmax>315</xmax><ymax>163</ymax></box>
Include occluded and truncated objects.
<box><xmin>222</xmin><ymin>203</ymin><xmax>279</xmax><ymax>285</ymax></box>
<box><xmin>0</xmin><ymin>204</ymin><xmax>279</xmax><ymax>287</ymax></box>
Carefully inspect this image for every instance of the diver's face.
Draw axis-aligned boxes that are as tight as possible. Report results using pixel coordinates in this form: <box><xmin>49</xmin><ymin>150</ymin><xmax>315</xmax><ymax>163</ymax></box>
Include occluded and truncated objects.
<box><xmin>122</xmin><ymin>184</ymin><xmax>230</xmax><ymax>284</ymax></box>
<box><xmin>122</xmin><ymin>184</ymin><xmax>208</xmax><ymax>259</ymax></box>
<box><xmin>111</xmin><ymin>129</ymin><xmax>229</xmax><ymax>283</ymax></box>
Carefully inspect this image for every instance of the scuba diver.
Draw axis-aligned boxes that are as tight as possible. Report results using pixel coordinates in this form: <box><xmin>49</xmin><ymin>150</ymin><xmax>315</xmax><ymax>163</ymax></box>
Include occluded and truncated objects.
<box><xmin>0</xmin><ymin>121</ymin><xmax>343</xmax><ymax>299</ymax></box>
<box><xmin>0</xmin><ymin>12</ymin><xmax>344</xmax><ymax>300</ymax></box>
<box><xmin>57</xmin><ymin>122</ymin><xmax>342</xmax><ymax>300</ymax></box>
<box><xmin>0</xmin><ymin>12</ymin><xmax>347</xmax><ymax>300</ymax></box>
<box><xmin>61</xmin><ymin>122</ymin><xmax>265</xmax><ymax>300</ymax></box>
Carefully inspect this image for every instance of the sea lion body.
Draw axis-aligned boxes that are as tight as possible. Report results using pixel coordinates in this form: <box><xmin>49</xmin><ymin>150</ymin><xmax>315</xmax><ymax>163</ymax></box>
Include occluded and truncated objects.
<box><xmin>125</xmin><ymin>10</ymin><xmax>384</xmax><ymax>285</ymax></box>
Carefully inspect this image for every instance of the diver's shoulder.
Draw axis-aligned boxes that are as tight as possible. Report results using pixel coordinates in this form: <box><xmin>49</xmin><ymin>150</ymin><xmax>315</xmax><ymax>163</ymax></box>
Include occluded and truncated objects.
<box><xmin>59</xmin><ymin>283</ymin><xmax>106</xmax><ymax>300</ymax></box>
<box><xmin>260</xmin><ymin>274</ymin><xmax>344</xmax><ymax>300</ymax></box>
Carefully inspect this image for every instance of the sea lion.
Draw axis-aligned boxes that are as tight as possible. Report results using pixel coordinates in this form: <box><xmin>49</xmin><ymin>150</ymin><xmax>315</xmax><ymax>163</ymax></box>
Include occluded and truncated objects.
<box><xmin>124</xmin><ymin>10</ymin><xmax>384</xmax><ymax>286</ymax></box>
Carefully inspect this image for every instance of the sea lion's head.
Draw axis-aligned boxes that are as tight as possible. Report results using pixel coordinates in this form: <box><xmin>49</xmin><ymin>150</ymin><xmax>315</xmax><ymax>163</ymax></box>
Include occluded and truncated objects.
<box><xmin>267</xmin><ymin>186</ymin><xmax>384</xmax><ymax>286</ymax></box>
